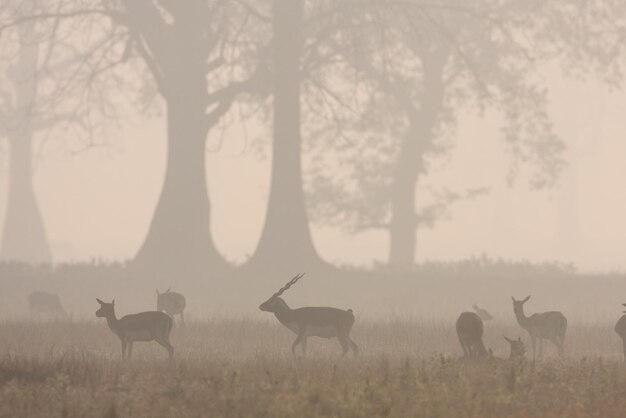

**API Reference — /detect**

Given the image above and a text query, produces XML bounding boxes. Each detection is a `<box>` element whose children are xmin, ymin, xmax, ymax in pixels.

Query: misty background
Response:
<box><xmin>1</xmin><ymin>0</ymin><xmax>626</xmax><ymax>320</ymax></box>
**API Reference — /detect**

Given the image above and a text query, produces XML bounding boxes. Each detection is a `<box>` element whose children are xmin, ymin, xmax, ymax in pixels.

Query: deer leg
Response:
<box><xmin>128</xmin><ymin>342</ymin><xmax>133</xmax><ymax>359</ymax></box>
<box><xmin>301</xmin><ymin>336</ymin><xmax>308</xmax><ymax>357</ymax></box>
<box><xmin>338</xmin><ymin>335</ymin><xmax>350</xmax><ymax>358</ymax></box>
<box><xmin>291</xmin><ymin>334</ymin><xmax>305</xmax><ymax>358</ymax></box>
<box><xmin>155</xmin><ymin>338</ymin><xmax>174</xmax><ymax>360</ymax></box>
<box><xmin>622</xmin><ymin>337</ymin><xmax>626</xmax><ymax>362</ymax></box>
<box><xmin>180</xmin><ymin>311</ymin><xmax>184</xmax><ymax>326</ymax></box>
<box><xmin>549</xmin><ymin>337</ymin><xmax>560</xmax><ymax>357</ymax></box>
<box><xmin>458</xmin><ymin>336</ymin><xmax>469</xmax><ymax>358</ymax></box>
<box><xmin>469</xmin><ymin>341</ymin><xmax>477</xmax><ymax>359</ymax></box>
<box><xmin>539</xmin><ymin>338</ymin><xmax>544</xmax><ymax>359</ymax></box>
<box><xmin>121</xmin><ymin>340</ymin><xmax>127</xmax><ymax>359</ymax></box>
<box><xmin>348</xmin><ymin>337</ymin><xmax>359</xmax><ymax>357</ymax></box>
<box><xmin>530</xmin><ymin>335</ymin><xmax>536</xmax><ymax>362</ymax></box>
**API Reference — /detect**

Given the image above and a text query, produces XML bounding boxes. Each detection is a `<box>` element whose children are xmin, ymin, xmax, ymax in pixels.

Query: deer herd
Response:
<box><xmin>24</xmin><ymin>274</ymin><xmax>626</xmax><ymax>363</ymax></box>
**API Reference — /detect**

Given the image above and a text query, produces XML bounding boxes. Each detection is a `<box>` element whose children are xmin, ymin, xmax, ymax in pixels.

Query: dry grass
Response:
<box><xmin>1</xmin><ymin>319</ymin><xmax>626</xmax><ymax>417</ymax></box>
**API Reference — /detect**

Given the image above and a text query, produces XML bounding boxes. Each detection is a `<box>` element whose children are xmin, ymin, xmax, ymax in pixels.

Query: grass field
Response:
<box><xmin>1</xmin><ymin>318</ymin><xmax>625</xmax><ymax>417</ymax></box>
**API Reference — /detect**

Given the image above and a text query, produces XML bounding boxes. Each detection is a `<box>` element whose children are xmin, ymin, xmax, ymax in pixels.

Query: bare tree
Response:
<box><xmin>0</xmin><ymin>0</ymin><xmax>51</xmax><ymax>263</ymax></box>
<box><xmin>1</xmin><ymin>1</ymin><xmax>270</xmax><ymax>277</ymax></box>
<box><xmin>306</xmin><ymin>0</ymin><xmax>619</xmax><ymax>269</ymax></box>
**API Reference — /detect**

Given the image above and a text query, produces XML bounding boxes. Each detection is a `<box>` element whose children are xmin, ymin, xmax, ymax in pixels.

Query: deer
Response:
<box><xmin>258</xmin><ymin>273</ymin><xmax>358</xmax><ymax>358</ymax></box>
<box><xmin>95</xmin><ymin>299</ymin><xmax>174</xmax><ymax>360</ymax></box>
<box><xmin>512</xmin><ymin>295</ymin><xmax>567</xmax><ymax>361</ymax></box>
<box><xmin>504</xmin><ymin>336</ymin><xmax>526</xmax><ymax>360</ymax></box>
<box><xmin>156</xmin><ymin>288</ymin><xmax>186</xmax><ymax>324</ymax></box>
<box><xmin>472</xmin><ymin>304</ymin><xmax>493</xmax><ymax>321</ymax></box>
<box><xmin>614</xmin><ymin>304</ymin><xmax>626</xmax><ymax>361</ymax></box>
<box><xmin>28</xmin><ymin>291</ymin><xmax>65</xmax><ymax>317</ymax></box>
<box><xmin>456</xmin><ymin>311</ymin><xmax>488</xmax><ymax>359</ymax></box>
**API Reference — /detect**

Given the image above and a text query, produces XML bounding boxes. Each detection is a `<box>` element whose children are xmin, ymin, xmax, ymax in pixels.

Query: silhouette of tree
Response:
<box><xmin>111</xmin><ymin>1</ymin><xmax>268</xmax><ymax>278</ymax></box>
<box><xmin>1</xmin><ymin>1</ymin><xmax>270</xmax><ymax>277</ymax></box>
<box><xmin>306</xmin><ymin>0</ymin><xmax>619</xmax><ymax>269</ymax></box>
<box><xmin>245</xmin><ymin>0</ymin><xmax>385</xmax><ymax>273</ymax></box>
<box><xmin>245</xmin><ymin>0</ymin><xmax>321</xmax><ymax>273</ymax></box>
<box><xmin>0</xmin><ymin>0</ymin><xmax>52</xmax><ymax>264</ymax></box>
<box><xmin>0</xmin><ymin>0</ymin><xmax>125</xmax><ymax>263</ymax></box>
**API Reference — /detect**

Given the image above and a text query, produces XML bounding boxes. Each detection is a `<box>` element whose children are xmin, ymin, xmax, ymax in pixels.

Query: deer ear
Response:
<box><xmin>523</xmin><ymin>295</ymin><xmax>531</xmax><ymax>303</ymax></box>
<box><xmin>96</xmin><ymin>298</ymin><xmax>104</xmax><ymax>305</ymax></box>
<box><xmin>156</xmin><ymin>289</ymin><xmax>160</xmax><ymax>295</ymax></box>
<box><xmin>112</xmin><ymin>299</ymin><xmax>115</xmax><ymax>305</ymax></box>
<box><xmin>511</xmin><ymin>296</ymin><xmax>515</xmax><ymax>302</ymax></box>
<box><xmin>166</xmin><ymin>287</ymin><xmax>171</xmax><ymax>293</ymax></box>
<box><xmin>504</xmin><ymin>336</ymin><xmax>512</xmax><ymax>343</ymax></box>
<box><xmin>518</xmin><ymin>337</ymin><xmax>522</xmax><ymax>342</ymax></box>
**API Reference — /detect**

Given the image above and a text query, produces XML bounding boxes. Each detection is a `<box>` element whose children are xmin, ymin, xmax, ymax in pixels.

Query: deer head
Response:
<box><xmin>95</xmin><ymin>298</ymin><xmax>115</xmax><ymax>318</ymax></box>
<box><xmin>259</xmin><ymin>273</ymin><xmax>305</xmax><ymax>313</ymax></box>
<box><xmin>504</xmin><ymin>336</ymin><xmax>526</xmax><ymax>359</ymax></box>
<box><xmin>156</xmin><ymin>288</ymin><xmax>172</xmax><ymax>311</ymax></box>
<box><xmin>512</xmin><ymin>295</ymin><xmax>530</xmax><ymax>314</ymax></box>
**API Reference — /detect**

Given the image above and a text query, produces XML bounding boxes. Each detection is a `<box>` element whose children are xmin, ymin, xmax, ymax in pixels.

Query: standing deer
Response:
<box><xmin>156</xmin><ymin>288</ymin><xmax>186</xmax><ymax>324</ymax></box>
<box><xmin>614</xmin><ymin>304</ymin><xmax>626</xmax><ymax>361</ymax></box>
<box><xmin>512</xmin><ymin>295</ymin><xmax>567</xmax><ymax>360</ymax></box>
<box><xmin>95</xmin><ymin>299</ymin><xmax>174</xmax><ymax>360</ymax></box>
<box><xmin>28</xmin><ymin>291</ymin><xmax>65</xmax><ymax>316</ymax></box>
<box><xmin>472</xmin><ymin>304</ymin><xmax>493</xmax><ymax>321</ymax></box>
<box><xmin>456</xmin><ymin>311</ymin><xmax>488</xmax><ymax>359</ymax></box>
<box><xmin>259</xmin><ymin>273</ymin><xmax>358</xmax><ymax>358</ymax></box>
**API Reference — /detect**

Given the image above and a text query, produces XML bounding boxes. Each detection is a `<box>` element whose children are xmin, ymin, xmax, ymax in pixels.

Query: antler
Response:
<box><xmin>273</xmin><ymin>273</ymin><xmax>305</xmax><ymax>297</ymax></box>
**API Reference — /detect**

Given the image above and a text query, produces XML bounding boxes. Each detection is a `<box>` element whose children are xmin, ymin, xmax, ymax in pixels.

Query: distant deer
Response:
<box><xmin>472</xmin><ymin>304</ymin><xmax>493</xmax><ymax>321</ymax></box>
<box><xmin>456</xmin><ymin>312</ymin><xmax>488</xmax><ymax>359</ymax></box>
<box><xmin>28</xmin><ymin>291</ymin><xmax>65</xmax><ymax>316</ymax></box>
<box><xmin>259</xmin><ymin>273</ymin><xmax>358</xmax><ymax>358</ymax></box>
<box><xmin>504</xmin><ymin>336</ymin><xmax>526</xmax><ymax>360</ymax></box>
<box><xmin>156</xmin><ymin>288</ymin><xmax>186</xmax><ymax>324</ymax></box>
<box><xmin>614</xmin><ymin>304</ymin><xmax>626</xmax><ymax>361</ymax></box>
<box><xmin>95</xmin><ymin>299</ymin><xmax>174</xmax><ymax>360</ymax></box>
<box><xmin>512</xmin><ymin>296</ymin><xmax>567</xmax><ymax>360</ymax></box>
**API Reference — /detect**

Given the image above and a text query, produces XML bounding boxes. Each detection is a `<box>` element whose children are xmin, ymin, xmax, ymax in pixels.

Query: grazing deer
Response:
<box><xmin>512</xmin><ymin>296</ymin><xmax>567</xmax><ymax>360</ymax></box>
<box><xmin>28</xmin><ymin>291</ymin><xmax>65</xmax><ymax>316</ymax></box>
<box><xmin>95</xmin><ymin>299</ymin><xmax>174</xmax><ymax>360</ymax></box>
<box><xmin>614</xmin><ymin>304</ymin><xmax>626</xmax><ymax>361</ymax></box>
<box><xmin>156</xmin><ymin>288</ymin><xmax>186</xmax><ymax>324</ymax></box>
<box><xmin>456</xmin><ymin>311</ymin><xmax>488</xmax><ymax>359</ymax></box>
<box><xmin>504</xmin><ymin>336</ymin><xmax>526</xmax><ymax>360</ymax></box>
<box><xmin>259</xmin><ymin>273</ymin><xmax>358</xmax><ymax>358</ymax></box>
<box><xmin>473</xmin><ymin>304</ymin><xmax>493</xmax><ymax>321</ymax></box>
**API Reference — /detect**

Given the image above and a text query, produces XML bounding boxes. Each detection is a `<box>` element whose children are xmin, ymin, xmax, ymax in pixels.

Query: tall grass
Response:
<box><xmin>0</xmin><ymin>319</ymin><xmax>625</xmax><ymax>417</ymax></box>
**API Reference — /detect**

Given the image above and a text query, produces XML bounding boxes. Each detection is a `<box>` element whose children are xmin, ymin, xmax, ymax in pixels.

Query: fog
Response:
<box><xmin>1</xmin><ymin>75</ymin><xmax>621</xmax><ymax>270</ymax></box>
<box><xmin>3</xmin><ymin>2</ymin><xmax>626</xmax><ymax>415</ymax></box>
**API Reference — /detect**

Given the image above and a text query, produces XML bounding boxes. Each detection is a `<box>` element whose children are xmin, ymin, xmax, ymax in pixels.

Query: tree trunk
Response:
<box><xmin>246</xmin><ymin>0</ymin><xmax>322</xmax><ymax>274</ymax></box>
<box><xmin>387</xmin><ymin>48</ymin><xmax>448</xmax><ymax>269</ymax></box>
<box><xmin>1</xmin><ymin>136</ymin><xmax>51</xmax><ymax>264</ymax></box>
<box><xmin>1</xmin><ymin>5</ymin><xmax>51</xmax><ymax>264</ymax></box>
<box><xmin>133</xmin><ymin>94</ymin><xmax>229</xmax><ymax>278</ymax></box>
<box><xmin>388</xmin><ymin>126</ymin><xmax>421</xmax><ymax>269</ymax></box>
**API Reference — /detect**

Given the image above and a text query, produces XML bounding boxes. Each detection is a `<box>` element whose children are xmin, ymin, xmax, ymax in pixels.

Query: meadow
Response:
<box><xmin>1</xmin><ymin>318</ymin><xmax>625</xmax><ymax>417</ymax></box>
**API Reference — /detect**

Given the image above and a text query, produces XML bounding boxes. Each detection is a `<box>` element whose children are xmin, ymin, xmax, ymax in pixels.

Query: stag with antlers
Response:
<box><xmin>259</xmin><ymin>273</ymin><xmax>359</xmax><ymax>358</ymax></box>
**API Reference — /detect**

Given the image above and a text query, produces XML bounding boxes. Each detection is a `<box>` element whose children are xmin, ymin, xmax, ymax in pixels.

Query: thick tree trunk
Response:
<box><xmin>246</xmin><ymin>0</ymin><xmax>322</xmax><ymax>274</ymax></box>
<box><xmin>1</xmin><ymin>6</ymin><xmax>51</xmax><ymax>264</ymax></box>
<box><xmin>388</xmin><ymin>127</ymin><xmax>421</xmax><ymax>269</ymax></box>
<box><xmin>387</xmin><ymin>49</ymin><xmax>448</xmax><ymax>269</ymax></box>
<box><xmin>133</xmin><ymin>94</ymin><xmax>229</xmax><ymax>278</ymax></box>
<box><xmin>121</xmin><ymin>0</ymin><xmax>231</xmax><ymax>279</ymax></box>
<box><xmin>1</xmin><ymin>136</ymin><xmax>51</xmax><ymax>263</ymax></box>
